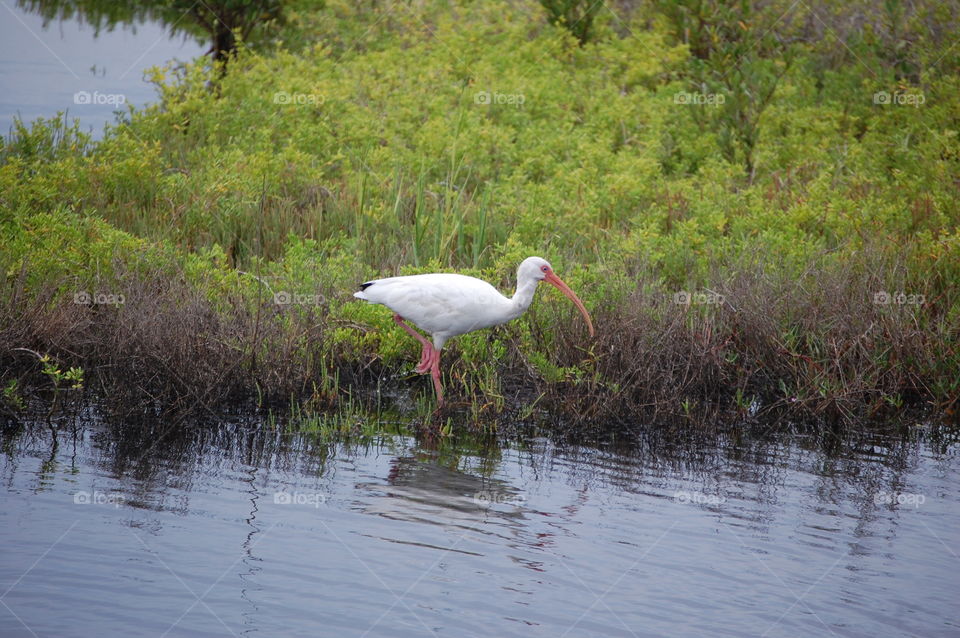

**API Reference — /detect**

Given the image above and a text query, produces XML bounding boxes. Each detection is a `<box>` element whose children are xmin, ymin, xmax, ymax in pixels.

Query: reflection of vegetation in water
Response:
<box><xmin>274</xmin><ymin>397</ymin><xmax>504</xmax><ymax>470</ymax></box>
<box><xmin>277</xmin><ymin>397</ymin><xmax>409</xmax><ymax>442</ymax></box>
<box><xmin>18</xmin><ymin>0</ymin><xmax>283</xmax><ymax>64</ymax></box>
<box><xmin>2</xmin><ymin>392</ymin><xmax>954</xmax><ymax>552</ymax></box>
<box><xmin>3</xmin><ymin>409</ymin><xmax>951</xmax><ymax>539</ymax></box>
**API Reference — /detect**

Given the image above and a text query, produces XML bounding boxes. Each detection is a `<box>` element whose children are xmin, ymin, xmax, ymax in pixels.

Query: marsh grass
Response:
<box><xmin>0</xmin><ymin>245</ymin><xmax>953</xmax><ymax>430</ymax></box>
<box><xmin>545</xmin><ymin>251</ymin><xmax>957</xmax><ymax>427</ymax></box>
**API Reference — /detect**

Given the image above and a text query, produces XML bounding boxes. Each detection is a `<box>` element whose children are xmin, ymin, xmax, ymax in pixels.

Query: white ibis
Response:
<box><xmin>354</xmin><ymin>256</ymin><xmax>595</xmax><ymax>406</ymax></box>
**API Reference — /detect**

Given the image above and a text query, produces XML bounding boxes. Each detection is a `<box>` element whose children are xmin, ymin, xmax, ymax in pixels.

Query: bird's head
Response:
<box><xmin>518</xmin><ymin>256</ymin><xmax>553</xmax><ymax>282</ymax></box>
<box><xmin>518</xmin><ymin>257</ymin><xmax>595</xmax><ymax>337</ymax></box>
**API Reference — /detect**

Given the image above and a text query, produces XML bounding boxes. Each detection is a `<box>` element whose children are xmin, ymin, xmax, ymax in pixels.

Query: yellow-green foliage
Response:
<box><xmin>4</xmin><ymin>1</ymin><xmax>958</xmax><ymax>278</ymax></box>
<box><xmin>2</xmin><ymin>207</ymin><xmax>150</xmax><ymax>294</ymax></box>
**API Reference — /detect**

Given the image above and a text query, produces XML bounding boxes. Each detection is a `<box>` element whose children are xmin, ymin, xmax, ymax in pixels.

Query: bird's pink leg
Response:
<box><xmin>392</xmin><ymin>315</ymin><xmax>433</xmax><ymax>374</ymax></box>
<box><xmin>393</xmin><ymin>314</ymin><xmax>445</xmax><ymax>406</ymax></box>
<box><xmin>429</xmin><ymin>347</ymin><xmax>444</xmax><ymax>407</ymax></box>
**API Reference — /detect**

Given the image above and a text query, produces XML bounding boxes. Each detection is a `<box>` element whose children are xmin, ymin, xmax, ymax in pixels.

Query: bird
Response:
<box><xmin>354</xmin><ymin>256</ymin><xmax>595</xmax><ymax>406</ymax></box>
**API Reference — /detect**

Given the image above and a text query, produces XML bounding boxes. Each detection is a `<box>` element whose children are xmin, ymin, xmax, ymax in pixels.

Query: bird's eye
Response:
<box><xmin>541</xmin><ymin>266</ymin><xmax>548</xmax><ymax>272</ymax></box>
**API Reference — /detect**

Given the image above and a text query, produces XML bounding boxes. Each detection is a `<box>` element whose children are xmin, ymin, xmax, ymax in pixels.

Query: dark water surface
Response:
<box><xmin>1</xmin><ymin>413</ymin><xmax>958</xmax><ymax>637</ymax></box>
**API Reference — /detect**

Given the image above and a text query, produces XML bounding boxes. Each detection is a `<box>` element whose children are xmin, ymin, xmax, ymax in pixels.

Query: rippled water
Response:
<box><xmin>1</xmin><ymin>413</ymin><xmax>957</xmax><ymax>637</ymax></box>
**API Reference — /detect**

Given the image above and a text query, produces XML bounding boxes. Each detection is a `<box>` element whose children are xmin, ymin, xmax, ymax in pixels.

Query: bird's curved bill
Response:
<box><xmin>544</xmin><ymin>272</ymin><xmax>595</xmax><ymax>337</ymax></box>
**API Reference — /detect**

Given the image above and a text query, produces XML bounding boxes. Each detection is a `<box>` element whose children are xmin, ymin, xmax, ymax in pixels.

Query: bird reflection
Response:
<box><xmin>354</xmin><ymin>453</ymin><xmax>527</xmax><ymax>556</ymax></box>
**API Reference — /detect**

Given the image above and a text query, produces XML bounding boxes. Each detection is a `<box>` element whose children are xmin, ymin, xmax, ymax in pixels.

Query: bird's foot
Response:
<box><xmin>414</xmin><ymin>344</ymin><xmax>433</xmax><ymax>374</ymax></box>
<box><xmin>414</xmin><ymin>356</ymin><xmax>432</xmax><ymax>374</ymax></box>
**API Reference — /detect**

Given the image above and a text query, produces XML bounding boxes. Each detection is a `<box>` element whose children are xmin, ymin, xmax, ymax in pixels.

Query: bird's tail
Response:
<box><xmin>354</xmin><ymin>281</ymin><xmax>375</xmax><ymax>300</ymax></box>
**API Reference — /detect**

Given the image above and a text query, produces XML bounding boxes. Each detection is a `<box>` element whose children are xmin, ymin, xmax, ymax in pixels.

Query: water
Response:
<box><xmin>0</xmin><ymin>2</ymin><xmax>204</xmax><ymax>137</ymax></box>
<box><xmin>1</xmin><ymin>414</ymin><xmax>958</xmax><ymax>638</ymax></box>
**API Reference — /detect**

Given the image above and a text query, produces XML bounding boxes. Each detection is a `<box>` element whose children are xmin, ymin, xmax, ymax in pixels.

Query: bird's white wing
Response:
<box><xmin>354</xmin><ymin>273</ymin><xmax>514</xmax><ymax>337</ymax></box>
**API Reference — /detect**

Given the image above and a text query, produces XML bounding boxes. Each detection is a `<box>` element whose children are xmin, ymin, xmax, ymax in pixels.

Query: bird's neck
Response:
<box><xmin>509</xmin><ymin>278</ymin><xmax>539</xmax><ymax>316</ymax></box>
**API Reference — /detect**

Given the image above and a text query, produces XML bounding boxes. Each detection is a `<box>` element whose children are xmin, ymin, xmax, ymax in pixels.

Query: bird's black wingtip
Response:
<box><xmin>359</xmin><ymin>281</ymin><xmax>374</xmax><ymax>291</ymax></box>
